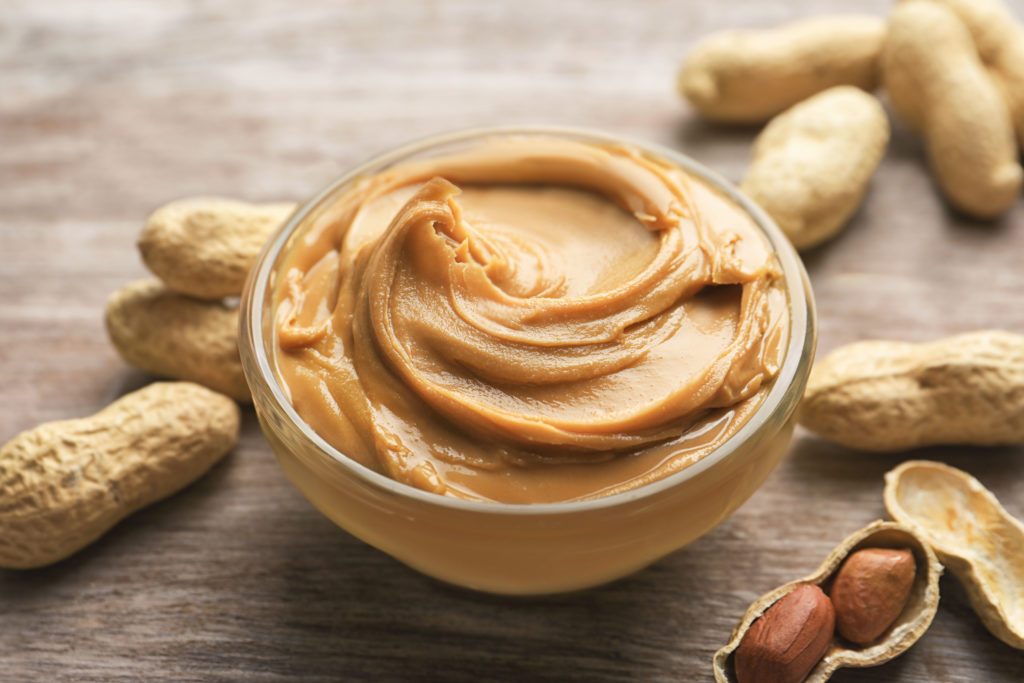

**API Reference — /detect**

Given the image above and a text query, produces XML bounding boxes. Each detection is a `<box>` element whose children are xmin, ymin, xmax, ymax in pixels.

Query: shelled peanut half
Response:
<box><xmin>716</xmin><ymin>462</ymin><xmax>1024</xmax><ymax>681</ymax></box>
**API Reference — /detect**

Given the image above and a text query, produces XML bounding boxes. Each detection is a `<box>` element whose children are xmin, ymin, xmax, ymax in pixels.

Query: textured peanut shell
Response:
<box><xmin>714</xmin><ymin>521</ymin><xmax>942</xmax><ymax>683</ymax></box>
<box><xmin>882</xmin><ymin>1</ymin><xmax>1022</xmax><ymax>218</ymax></box>
<box><xmin>885</xmin><ymin>460</ymin><xmax>1024</xmax><ymax>650</ymax></box>
<box><xmin>0</xmin><ymin>382</ymin><xmax>240</xmax><ymax>569</ymax></box>
<box><xmin>138</xmin><ymin>197</ymin><xmax>295</xmax><ymax>300</ymax></box>
<box><xmin>106</xmin><ymin>279</ymin><xmax>250</xmax><ymax>402</ymax></box>
<box><xmin>799</xmin><ymin>330</ymin><xmax>1024</xmax><ymax>451</ymax></box>
<box><xmin>740</xmin><ymin>86</ymin><xmax>889</xmax><ymax>251</ymax></box>
<box><xmin>678</xmin><ymin>16</ymin><xmax>884</xmax><ymax>123</ymax></box>
<box><xmin>914</xmin><ymin>0</ymin><xmax>1024</xmax><ymax>150</ymax></box>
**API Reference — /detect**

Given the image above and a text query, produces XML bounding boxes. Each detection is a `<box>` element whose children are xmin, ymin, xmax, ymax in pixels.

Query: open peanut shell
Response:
<box><xmin>713</xmin><ymin>520</ymin><xmax>941</xmax><ymax>683</ymax></box>
<box><xmin>884</xmin><ymin>460</ymin><xmax>1024</xmax><ymax>650</ymax></box>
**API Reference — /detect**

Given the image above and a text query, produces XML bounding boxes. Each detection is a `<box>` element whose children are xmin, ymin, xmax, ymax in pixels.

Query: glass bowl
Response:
<box><xmin>239</xmin><ymin>126</ymin><xmax>816</xmax><ymax>595</ymax></box>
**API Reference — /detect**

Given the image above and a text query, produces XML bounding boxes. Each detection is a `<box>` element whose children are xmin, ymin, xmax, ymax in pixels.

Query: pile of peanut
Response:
<box><xmin>679</xmin><ymin>1</ymin><xmax>1024</xmax><ymax>680</ymax></box>
<box><xmin>107</xmin><ymin>198</ymin><xmax>295</xmax><ymax>403</ymax></box>
<box><xmin>0</xmin><ymin>198</ymin><xmax>293</xmax><ymax>569</ymax></box>
<box><xmin>680</xmin><ymin>0</ymin><xmax>1024</xmax><ymax>247</ymax></box>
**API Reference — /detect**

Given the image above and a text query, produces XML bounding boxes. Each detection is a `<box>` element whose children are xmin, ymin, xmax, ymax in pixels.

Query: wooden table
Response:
<box><xmin>2</xmin><ymin>1</ymin><xmax>1023</xmax><ymax>680</ymax></box>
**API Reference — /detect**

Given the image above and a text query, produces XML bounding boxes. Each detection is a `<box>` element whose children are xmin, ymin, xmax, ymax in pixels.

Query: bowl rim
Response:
<box><xmin>240</xmin><ymin>124</ymin><xmax>816</xmax><ymax>515</ymax></box>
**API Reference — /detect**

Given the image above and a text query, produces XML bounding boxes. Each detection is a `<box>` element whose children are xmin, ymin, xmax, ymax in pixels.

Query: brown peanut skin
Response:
<box><xmin>831</xmin><ymin>548</ymin><xmax>917</xmax><ymax>645</ymax></box>
<box><xmin>714</xmin><ymin>522</ymin><xmax>942</xmax><ymax>682</ymax></box>
<box><xmin>735</xmin><ymin>584</ymin><xmax>836</xmax><ymax>683</ymax></box>
<box><xmin>0</xmin><ymin>382</ymin><xmax>240</xmax><ymax>569</ymax></box>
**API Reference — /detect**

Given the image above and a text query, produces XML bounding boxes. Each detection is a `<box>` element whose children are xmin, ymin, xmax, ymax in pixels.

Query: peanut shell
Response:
<box><xmin>884</xmin><ymin>460</ymin><xmax>1024</xmax><ymax>650</ymax></box>
<box><xmin>882</xmin><ymin>1</ymin><xmax>1022</xmax><ymax>218</ymax></box>
<box><xmin>913</xmin><ymin>0</ymin><xmax>1024</xmax><ymax>150</ymax></box>
<box><xmin>138</xmin><ymin>196</ymin><xmax>295</xmax><ymax>300</ymax></box>
<box><xmin>798</xmin><ymin>330</ymin><xmax>1024</xmax><ymax>451</ymax></box>
<box><xmin>713</xmin><ymin>521</ymin><xmax>942</xmax><ymax>683</ymax></box>
<box><xmin>678</xmin><ymin>16</ymin><xmax>884</xmax><ymax>123</ymax></box>
<box><xmin>740</xmin><ymin>85</ymin><xmax>889</xmax><ymax>251</ymax></box>
<box><xmin>0</xmin><ymin>382</ymin><xmax>240</xmax><ymax>569</ymax></box>
<box><xmin>105</xmin><ymin>278</ymin><xmax>250</xmax><ymax>402</ymax></box>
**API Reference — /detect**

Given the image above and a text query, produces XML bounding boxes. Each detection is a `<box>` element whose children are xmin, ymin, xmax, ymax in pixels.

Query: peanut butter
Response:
<box><xmin>271</xmin><ymin>136</ymin><xmax>789</xmax><ymax>503</ymax></box>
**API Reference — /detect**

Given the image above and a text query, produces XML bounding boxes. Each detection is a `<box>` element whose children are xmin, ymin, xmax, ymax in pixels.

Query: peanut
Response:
<box><xmin>740</xmin><ymin>86</ymin><xmax>889</xmax><ymax>250</ymax></box>
<box><xmin>714</xmin><ymin>522</ymin><xmax>942</xmax><ymax>683</ymax></box>
<box><xmin>799</xmin><ymin>330</ymin><xmax>1024</xmax><ymax>452</ymax></box>
<box><xmin>882</xmin><ymin>1</ymin><xmax>1022</xmax><ymax>218</ymax></box>
<box><xmin>105</xmin><ymin>279</ymin><xmax>250</xmax><ymax>402</ymax></box>
<box><xmin>677</xmin><ymin>16</ymin><xmax>884</xmax><ymax>124</ymax></box>
<box><xmin>734</xmin><ymin>584</ymin><xmax>835</xmax><ymax>683</ymax></box>
<box><xmin>0</xmin><ymin>382</ymin><xmax>239</xmax><ymax>569</ymax></box>
<box><xmin>915</xmin><ymin>0</ymin><xmax>1024</xmax><ymax>150</ymax></box>
<box><xmin>830</xmin><ymin>548</ymin><xmax>916</xmax><ymax>645</ymax></box>
<box><xmin>138</xmin><ymin>197</ymin><xmax>295</xmax><ymax>300</ymax></box>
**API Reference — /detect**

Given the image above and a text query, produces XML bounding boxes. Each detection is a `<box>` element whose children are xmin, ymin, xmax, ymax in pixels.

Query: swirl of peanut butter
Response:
<box><xmin>273</xmin><ymin>136</ymin><xmax>788</xmax><ymax>503</ymax></box>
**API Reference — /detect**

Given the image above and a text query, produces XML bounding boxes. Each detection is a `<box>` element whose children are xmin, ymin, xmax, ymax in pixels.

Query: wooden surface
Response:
<box><xmin>2</xmin><ymin>1</ymin><xmax>1023</xmax><ymax>680</ymax></box>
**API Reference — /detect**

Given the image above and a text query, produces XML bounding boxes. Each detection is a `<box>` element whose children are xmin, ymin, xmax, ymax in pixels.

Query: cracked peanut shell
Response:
<box><xmin>714</xmin><ymin>520</ymin><xmax>941</xmax><ymax>683</ymax></box>
<box><xmin>884</xmin><ymin>460</ymin><xmax>1024</xmax><ymax>650</ymax></box>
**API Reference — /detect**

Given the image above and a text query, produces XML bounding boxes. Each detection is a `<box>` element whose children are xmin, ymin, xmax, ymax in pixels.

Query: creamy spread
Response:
<box><xmin>271</xmin><ymin>136</ymin><xmax>789</xmax><ymax>503</ymax></box>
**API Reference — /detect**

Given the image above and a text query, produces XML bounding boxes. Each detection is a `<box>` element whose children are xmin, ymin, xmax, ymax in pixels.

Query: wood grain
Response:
<box><xmin>2</xmin><ymin>1</ymin><xmax>1023</xmax><ymax>680</ymax></box>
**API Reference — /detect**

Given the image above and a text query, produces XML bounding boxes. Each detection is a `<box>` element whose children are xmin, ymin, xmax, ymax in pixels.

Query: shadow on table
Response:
<box><xmin>250</xmin><ymin>515</ymin><xmax>737</xmax><ymax>681</ymax></box>
<box><xmin>785</xmin><ymin>432</ymin><xmax>1024</xmax><ymax>491</ymax></box>
<box><xmin>673</xmin><ymin>115</ymin><xmax>761</xmax><ymax>149</ymax></box>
